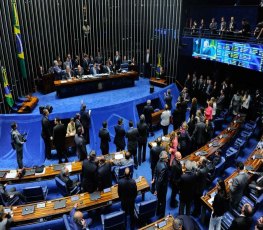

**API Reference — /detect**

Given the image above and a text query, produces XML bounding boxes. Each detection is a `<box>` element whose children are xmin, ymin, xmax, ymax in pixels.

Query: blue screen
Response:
<box><xmin>192</xmin><ymin>38</ymin><xmax>263</xmax><ymax>72</ymax></box>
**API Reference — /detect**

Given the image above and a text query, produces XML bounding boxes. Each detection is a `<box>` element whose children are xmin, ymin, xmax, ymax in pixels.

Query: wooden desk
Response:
<box><xmin>0</xmin><ymin>152</ymin><xmax>124</xmax><ymax>184</ymax></box>
<box><xmin>201</xmin><ymin>135</ymin><xmax>263</xmax><ymax>211</ymax></box>
<box><xmin>17</xmin><ymin>96</ymin><xmax>39</xmax><ymax>114</ymax></box>
<box><xmin>149</xmin><ymin>78</ymin><xmax>168</xmax><ymax>88</ymax></box>
<box><xmin>11</xmin><ymin>177</ymin><xmax>150</xmax><ymax>225</ymax></box>
<box><xmin>54</xmin><ymin>71</ymin><xmax>139</xmax><ymax>98</ymax></box>
<box><xmin>152</xmin><ymin>109</ymin><xmax>165</xmax><ymax>126</ymax></box>
<box><xmin>139</xmin><ymin>216</ymin><xmax>174</xmax><ymax>230</ymax></box>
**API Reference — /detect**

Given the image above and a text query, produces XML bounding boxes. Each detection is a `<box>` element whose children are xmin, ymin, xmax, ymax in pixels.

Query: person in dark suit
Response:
<box><xmin>144</xmin><ymin>48</ymin><xmax>151</xmax><ymax>78</ymax></box>
<box><xmin>113</xmin><ymin>51</ymin><xmax>121</xmax><ymax>71</ymax></box>
<box><xmin>53</xmin><ymin>117</ymin><xmax>68</xmax><ymax>163</ymax></box>
<box><xmin>63</xmin><ymin>65</ymin><xmax>74</xmax><ymax>80</ymax></box>
<box><xmin>58</xmin><ymin>167</ymin><xmax>80</xmax><ymax>192</ymax></box>
<box><xmin>10</xmin><ymin>122</ymin><xmax>25</xmax><ymax>169</ymax></box>
<box><xmin>229</xmin><ymin>203</ymin><xmax>253</xmax><ymax>230</ymax></box>
<box><xmin>41</xmin><ymin>109</ymin><xmax>52</xmax><ymax>159</ymax></box>
<box><xmin>74</xmin><ymin>127</ymin><xmax>87</xmax><ymax>161</ymax></box>
<box><xmin>192</xmin><ymin>156</ymin><xmax>209</xmax><ymax>217</ymax></box>
<box><xmin>53</xmin><ymin>60</ymin><xmax>65</xmax><ymax>80</ymax></box>
<box><xmin>82</xmin><ymin>151</ymin><xmax>98</xmax><ymax>193</ymax></box>
<box><xmin>80</xmin><ymin>103</ymin><xmax>91</xmax><ymax>144</ymax></box>
<box><xmin>137</xmin><ymin>115</ymin><xmax>148</xmax><ymax>165</ymax></box>
<box><xmin>114</xmin><ymin>118</ymin><xmax>126</xmax><ymax>151</ymax></box>
<box><xmin>170</xmin><ymin>151</ymin><xmax>183</xmax><ymax>208</ymax></box>
<box><xmin>143</xmin><ymin>100</ymin><xmax>154</xmax><ymax>136</ymax></box>
<box><xmin>126</xmin><ymin>120</ymin><xmax>139</xmax><ymax>169</ymax></box>
<box><xmin>164</xmin><ymin>89</ymin><xmax>173</xmax><ymax>110</ymax></box>
<box><xmin>191</xmin><ymin>117</ymin><xmax>207</xmax><ymax>149</ymax></box>
<box><xmin>94</xmin><ymin>51</ymin><xmax>103</xmax><ymax>64</ymax></box>
<box><xmin>74</xmin><ymin>113</ymin><xmax>83</xmax><ymax>132</ymax></box>
<box><xmin>118</xmin><ymin>167</ymin><xmax>137</xmax><ymax>229</ymax></box>
<box><xmin>150</xmin><ymin>138</ymin><xmax>164</xmax><ymax>181</ymax></box>
<box><xmin>91</xmin><ymin>63</ymin><xmax>98</xmax><ymax>75</ymax></box>
<box><xmin>75</xmin><ymin>65</ymin><xmax>84</xmax><ymax>79</ymax></box>
<box><xmin>229</xmin><ymin>161</ymin><xmax>249</xmax><ymax>209</ymax></box>
<box><xmin>69</xmin><ymin>203</ymin><xmax>92</xmax><ymax>230</ymax></box>
<box><xmin>97</xmin><ymin>157</ymin><xmax>112</xmax><ymax>191</ymax></box>
<box><xmin>173</xmin><ymin>215</ymin><xmax>199</xmax><ymax>230</ymax></box>
<box><xmin>179</xmin><ymin>160</ymin><xmax>197</xmax><ymax>215</ymax></box>
<box><xmin>172</xmin><ymin>103</ymin><xmax>183</xmax><ymax>131</ymax></box>
<box><xmin>82</xmin><ymin>54</ymin><xmax>90</xmax><ymax>74</ymax></box>
<box><xmin>152</xmin><ymin>151</ymin><xmax>169</xmax><ymax>218</ymax></box>
<box><xmin>99</xmin><ymin>121</ymin><xmax>111</xmax><ymax>155</ymax></box>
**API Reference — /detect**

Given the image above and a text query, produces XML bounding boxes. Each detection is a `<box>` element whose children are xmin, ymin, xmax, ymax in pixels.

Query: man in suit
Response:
<box><xmin>91</xmin><ymin>63</ymin><xmax>98</xmax><ymax>75</ymax></box>
<box><xmin>152</xmin><ymin>151</ymin><xmax>169</xmax><ymax>218</ymax></box>
<box><xmin>63</xmin><ymin>65</ymin><xmax>74</xmax><ymax>80</ymax></box>
<box><xmin>58</xmin><ymin>167</ymin><xmax>80</xmax><ymax>192</ymax></box>
<box><xmin>137</xmin><ymin>115</ymin><xmax>148</xmax><ymax>165</ymax></box>
<box><xmin>179</xmin><ymin>160</ymin><xmax>197</xmax><ymax>215</ymax></box>
<box><xmin>126</xmin><ymin>120</ymin><xmax>139</xmax><ymax>169</ymax></box>
<box><xmin>164</xmin><ymin>89</ymin><xmax>173</xmax><ymax>110</ymax></box>
<box><xmin>75</xmin><ymin>65</ymin><xmax>84</xmax><ymax>79</ymax></box>
<box><xmin>63</xmin><ymin>54</ymin><xmax>73</xmax><ymax>69</ymax></box>
<box><xmin>191</xmin><ymin>117</ymin><xmax>207</xmax><ymax>149</ymax></box>
<box><xmin>192</xmin><ymin>156</ymin><xmax>209</xmax><ymax>217</ymax></box>
<box><xmin>118</xmin><ymin>167</ymin><xmax>137</xmax><ymax>229</ymax></box>
<box><xmin>80</xmin><ymin>103</ymin><xmax>91</xmax><ymax>145</ymax></box>
<box><xmin>170</xmin><ymin>151</ymin><xmax>183</xmax><ymax>208</ymax></box>
<box><xmin>144</xmin><ymin>48</ymin><xmax>151</xmax><ymax>78</ymax></box>
<box><xmin>114</xmin><ymin>118</ymin><xmax>126</xmax><ymax>152</ymax></box>
<box><xmin>113</xmin><ymin>50</ymin><xmax>121</xmax><ymax>71</ymax></box>
<box><xmin>229</xmin><ymin>161</ymin><xmax>249</xmax><ymax>209</ymax></box>
<box><xmin>112</xmin><ymin>151</ymin><xmax>134</xmax><ymax>175</ymax></box>
<box><xmin>229</xmin><ymin>203</ymin><xmax>253</xmax><ymax>230</ymax></box>
<box><xmin>41</xmin><ymin>109</ymin><xmax>52</xmax><ymax>159</ymax></box>
<box><xmin>53</xmin><ymin>117</ymin><xmax>68</xmax><ymax>163</ymax></box>
<box><xmin>82</xmin><ymin>54</ymin><xmax>90</xmax><ymax>74</ymax></box>
<box><xmin>10</xmin><ymin>122</ymin><xmax>25</xmax><ymax>169</ymax></box>
<box><xmin>99</xmin><ymin>121</ymin><xmax>111</xmax><ymax>155</ymax></box>
<box><xmin>173</xmin><ymin>215</ymin><xmax>199</xmax><ymax>230</ymax></box>
<box><xmin>94</xmin><ymin>51</ymin><xmax>103</xmax><ymax>64</ymax></box>
<box><xmin>74</xmin><ymin>127</ymin><xmax>87</xmax><ymax>161</ymax></box>
<box><xmin>82</xmin><ymin>151</ymin><xmax>98</xmax><ymax>193</ymax></box>
<box><xmin>97</xmin><ymin>157</ymin><xmax>112</xmax><ymax>191</ymax></box>
<box><xmin>69</xmin><ymin>203</ymin><xmax>92</xmax><ymax>230</ymax></box>
<box><xmin>143</xmin><ymin>100</ymin><xmax>154</xmax><ymax>136</ymax></box>
<box><xmin>53</xmin><ymin>60</ymin><xmax>65</xmax><ymax>80</ymax></box>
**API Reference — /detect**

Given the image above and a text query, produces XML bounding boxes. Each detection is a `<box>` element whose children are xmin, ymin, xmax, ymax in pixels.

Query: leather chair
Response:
<box><xmin>134</xmin><ymin>198</ymin><xmax>157</xmax><ymax>222</ymax></box>
<box><xmin>55</xmin><ymin>177</ymin><xmax>80</xmax><ymax>197</ymax></box>
<box><xmin>221</xmin><ymin>211</ymin><xmax>235</xmax><ymax>230</ymax></box>
<box><xmin>225</xmin><ymin>147</ymin><xmax>238</xmax><ymax>168</ymax></box>
<box><xmin>214</xmin><ymin>156</ymin><xmax>226</xmax><ymax>178</ymax></box>
<box><xmin>0</xmin><ymin>192</ymin><xmax>20</xmax><ymax>206</ymax></box>
<box><xmin>101</xmin><ymin>210</ymin><xmax>125</xmax><ymax>230</ymax></box>
<box><xmin>233</xmin><ymin>138</ymin><xmax>246</xmax><ymax>151</ymax></box>
<box><xmin>23</xmin><ymin>186</ymin><xmax>48</xmax><ymax>203</ymax></box>
<box><xmin>239</xmin><ymin>130</ymin><xmax>252</xmax><ymax>141</ymax></box>
<box><xmin>114</xmin><ymin>164</ymin><xmax>134</xmax><ymax>181</ymax></box>
<box><xmin>244</xmin><ymin>117</ymin><xmax>259</xmax><ymax>132</ymax></box>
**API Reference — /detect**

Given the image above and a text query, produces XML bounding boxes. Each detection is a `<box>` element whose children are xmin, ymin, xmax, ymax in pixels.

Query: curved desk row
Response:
<box><xmin>139</xmin><ymin>215</ymin><xmax>174</xmax><ymax>230</ymax></box>
<box><xmin>9</xmin><ymin>177</ymin><xmax>149</xmax><ymax>225</ymax></box>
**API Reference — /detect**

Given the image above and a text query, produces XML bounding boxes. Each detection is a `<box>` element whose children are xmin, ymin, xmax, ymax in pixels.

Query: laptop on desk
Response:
<box><xmin>22</xmin><ymin>205</ymin><xmax>35</xmax><ymax>215</ymax></box>
<box><xmin>54</xmin><ymin>199</ymin><xmax>66</xmax><ymax>210</ymax></box>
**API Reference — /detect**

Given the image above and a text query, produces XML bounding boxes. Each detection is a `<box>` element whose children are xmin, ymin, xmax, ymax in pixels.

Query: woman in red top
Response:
<box><xmin>205</xmin><ymin>100</ymin><xmax>213</xmax><ymax>121</ymax></box>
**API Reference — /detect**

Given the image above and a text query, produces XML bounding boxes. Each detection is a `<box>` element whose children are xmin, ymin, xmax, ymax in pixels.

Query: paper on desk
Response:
<box><xmin>5</xmin><ymin>171</ymin><xmax>17</xmax><ymax>179</ymax></box>
<box><xmin>65</xmin><ymin>164</ymin><xmax>72</xmax><ymax>172</ymax></box>
<box><xmin>151</xmin><ymin>142</ymin><xmax>157</xmax><ymax>147</ymax></box>
<box><xmin>208</xmin><ymin>197</ymin><xmax>214</xmax><ymax>205</ymax></box>
<box><xmin>61</xmin><ymin>80</ymin><xmax>67</xmax><ymax>83</ymax></box>
<box><xmin>115</xmin><ymin>154</ymin><xmax>123</xmax><ymax>160</ymax></box>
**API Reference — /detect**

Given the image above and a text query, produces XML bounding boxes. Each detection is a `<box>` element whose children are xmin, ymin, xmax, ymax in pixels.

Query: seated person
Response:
<box><xmin>112</xmin><ymin>151</ymin><xmax>134</xmax><ymax>174</ymax></box>
<box><xmin>63</xmin><ymin>65</ymin><xmax>74</xmax><ymax>80</ymax></box>
<box><xmin>75</xmin><ymin>65</ymin><xmax>84</xmax><ymax>79</ymax></box>
<box><xmin>69</xmin><ymin>203</ymin><xmax>92</xmax><ymax>230</ymax></box>
<box><xmin>0</xmin><ymin>183</ymin><xmax>25</xmax><ymax>204</ymax></box>
<box><xmin>0</xmin><ymin>205</ymin><xmax>13</xmax><ymax>229</ymax></box>
<box><xmin>102</xmin><ymin>61</ymin><xmax>112</xmax><ymax>74</ymax></box>
<box><xmin>67</xmin><ymin>118</ymin><xmax>76</xmax><ymax>136</ymax></box>
<box><xmin>229</xmin><ymin>203</ymin><xmax>253</xmax><ymax>230</ymax></box>
<box><xmin>58</xmin><ymin>167</ymin><xmax>80</xmax><ymax>192</ymax></box>
<box><xmin>91</xmin><ymin>63</ymin><xmax>98</xmax><ymax>75</ymax></box>
<box><xmin>208</xmin><ymin>149</ymin><xmax>222</xmax><ymax>166</ymax></box>
<box><xmin>173</xmin><ymin>215</ymin><xmax>199</xmax><ymax>230</ymax></box>
<box><xmin>255</xmin><ymin>216</ymin><xmax>263</xmax><ymax>230</ymax></box>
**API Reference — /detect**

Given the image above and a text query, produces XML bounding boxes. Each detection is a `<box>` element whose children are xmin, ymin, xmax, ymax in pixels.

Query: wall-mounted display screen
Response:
<box><xmin>192</xmin><ymin>38</ymin><xmax>263</xmax><ymax>72</ymax></box>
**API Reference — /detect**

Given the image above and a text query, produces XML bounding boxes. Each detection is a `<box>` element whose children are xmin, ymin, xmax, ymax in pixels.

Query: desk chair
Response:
<box><xmin>134</xmin><ymin>198</ymin><xmax>157</xmax><ymax>224</ymax></box>
<box><xmin>101</xmin><ymin>210</ymin><xmax>125</xmax><ymax>230</ymax></box>
<box><xmin>114</xmin><ymin>164</ymin><xmax>134</xmax><ymax>181</ymax></box>
<box><xmin>23</xmin><ymin>186</ymin><xmax>48</xmax><ymax>203</ymax></box>
<box><xmin>55</xmin><ymin>177</ymin><xmax>80</xmax><ymax>197</ymax></box>
<box><xmin>0</xmin><ymin>192</ymin><xmax>20</xmax><ymax>206</ymax></box>
<box><xmin>221</xmin><ymin>211</ymin><xmax>235</xmax><ymax>230</ymax></box>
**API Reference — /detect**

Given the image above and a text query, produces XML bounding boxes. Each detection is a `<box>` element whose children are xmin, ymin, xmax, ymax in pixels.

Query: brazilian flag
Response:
<box><xmin>11</xmin><ymin>0</ymin><xmax>27</xmax><ymax>79</ymax></box>
<box><xmin>156</xmin><ymin>53</ymin><xmax>162</xmax><ymax>76</ymax></box>
<box><xmin>1</xmin><ymin>67</ymin><xmax>14</xmax><ymax>108</ymax></box>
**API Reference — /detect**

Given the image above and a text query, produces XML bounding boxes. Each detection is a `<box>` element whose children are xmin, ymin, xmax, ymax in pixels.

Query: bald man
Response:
<box><xmin>69</xmin><ymin>203</ymin><xmax>92</xmax><ymax>230</ymax></box>
<box><xmin>170</xmin><ymin>151</ymin><xmax>183</xmax><ymax>208</ymax></box>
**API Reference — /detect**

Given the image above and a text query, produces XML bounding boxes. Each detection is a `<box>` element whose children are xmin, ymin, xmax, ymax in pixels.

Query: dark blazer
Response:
<box><xmin>126</xmin><ymin>127</ymin><xmax>139</xmax><ymax>152</ymax></box>
<box><xmin>154</xmin><ymin>160</ymin><xmax>169</xmax><ymax>192</ymax></box>
<box><xmin>143</xmin><ymin>105</ymin><xmax>154</xmax><ymax>124</ymax></box>
<box><xmin>97</xmin><ymin>163</ymin><xmax>112</xmax><ymax>191</ymax></box>
<box><xmin>75</xmin><ymin>119</ymin><xmax>82</xmax><ymax>131</ymax></box>
<box><xmin>172</xmin><ymin>108</ymin><xmax>183</xmax><ymax>129</ymax></box>
<box><xmin>41</xmin><ymin>116</ymin><xmax>52</xmax><ymax>139</ymax></box>
<box><xmin>82</xmin><ymin>159</ymin><xmax>98</xmax><ymax>193</ymax></box>
<box><xmin>195</xmin><ymin>165</ymin><xmax>209</xmax><ymax>194</ymax></box>
<box><xmin>177</xmin><ymin>215</ymin><xmax>199</xmax><ymax>230</ymax></box>
<box><xmin>212</xmin><ymin>191</ymin><xmax>228</xmax><ymax>217</ymax></box>
<box><xmin>137</xmin><ymin>121</ymin><xmax>148</xmax><ymax>144</ymax></box>
<box><xmin>114</xmin><ymin>125</ymin><xmax>126</xmax><ymax>150</ymax></box>
<box><xmin>114</xmin><ymin>55</ymin><xmax>122</xmax><ymax>70</ymax></box>
<box><xmin>192</xmin><ymin>121</ymin><xmax>207</xmax><ymax>146</ymax></box>
<box><xmin>63</xmin><ymin>71</ymin><xmax>74</xmax><ymax>80</ymax></box>
<box><xmin>99</xmin><ymin>128</ymin><xmax>111</xmax><ymax>152</ymax></box>
<box><xmin>179</xmin><ymin>170</ymin><xmax>196</xmax><ymax>202</ymax></box>
<box><xmin>170</xmin><ymin>159</ymin><xmax>183</xmax><ymax>185</ymax></box>
<box><xmin>164</xmin><ymin>94</ymin><xmax>173</xmax><ymax>110</ymax></box>
<box><xmin>74</xmin><ymin>134</ymin><xmax>87</xmax><ymax>161</ymax></box>
<box><xmin>150</xmin><ymin>145</ymin><xmax>165</xmax><ymax>171</ymax></box>
<box><xmin>229</xmin><ymin>216</ymin><xmax>252</xmax><ymax>230</ymax></box>
<box><xmin>80</xmin><ymin>109</ymin><xmax>90</xmax><ymax>128</ymax></box>
<box><xmin>53</xmin><ymin>124</ymin><xmax>66</xmax><ymax>148</ymax></box>
<box><xmin>58</xmin><ymin>172</ymin><xmax>75</xmax><ymax>191</ymax></box>
<box><xmin>118</xmin><ymin>177</ymin><xmax>137</xmax><ymax>213</ymax></box>
<box><xmin>178</xmin><ymin>131</ymin><xmax>191</xmax><ymax>152</ymax></box>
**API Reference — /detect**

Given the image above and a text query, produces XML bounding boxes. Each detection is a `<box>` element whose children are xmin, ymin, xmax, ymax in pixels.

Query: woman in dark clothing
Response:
<box><xmin>205</xmin><ymin>119</ymin><xmax>214</xmax><ymax>142</ymax></box>
<box><xmin>189</xmin><ymin>97</ymin><xmax>198</xmax><ymax>119</ymax></box>
<box><xmin>172</xmin><ymin>103</ymin><xmax>183</xmax><ymax>131</ymax></box>
<box><xmin>208</xmin><ymin>179</ymin><xmax>229</xmax><ymax>230</ymax></box>
<box><xmin>178</xmin><ymin>122</ymin><xmax>191</xmax><ymax>157</ymax></box>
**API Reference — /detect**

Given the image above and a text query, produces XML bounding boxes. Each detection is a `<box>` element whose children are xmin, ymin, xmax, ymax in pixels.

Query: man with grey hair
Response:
<box><xmin>58</xmin><ymin>166</ymin><xmax>80</xmax><ymax>193</ymax></box>
<box><xmin>179</xmin><ymin>160</ymin><xmax>197</xmax><ymax>215</ymax></box>
<box><xmin>137</xmin><ymin>114</ymin><xmax>148</xmax><ymax>164</ymax></box>
<box><xmin>53</xmin><ymin>60</ymin><xmax>65</xmax><ymax>80</ymax></box>
<box><xmin>152</xmin><ymin>151</ymin><xmax>169</xmax><ymax>217</ymax></box>
<box><xmin>173</xmin><ymin>218</ymin><xmax>183</xmax><ymax>230</ymax></box>
<box><xmin>143</xmin><ymin>99</ymin><xmax>154</xmax><ymax>136</ymax></box>
<box><xmin>63</xmin><ymin>65</ymin><xmax>74</xmax><ymax>80</ymax></box>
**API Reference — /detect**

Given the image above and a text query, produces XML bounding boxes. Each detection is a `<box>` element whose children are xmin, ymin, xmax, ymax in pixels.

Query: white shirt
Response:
<box><xmin>242</xmin><ymin>95</ymin><xmax>251</xmax><ymax>109</ymax></box>
<box><xmin>212</xmin><ymin>102</ymin><xmax>217</xmax><ymax>116</ymax></box>
<box><xmin>146</xmin><ymin>53</ymin><xmax>150</xmax><ymax>63</ymax></box>
<box><xmin>161</xmin><ymin>110</ymin><xmax>171</xmax><ymax>126</ymax></box>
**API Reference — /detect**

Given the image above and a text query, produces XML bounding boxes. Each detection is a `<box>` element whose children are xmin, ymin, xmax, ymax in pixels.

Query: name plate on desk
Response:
<box><xmin>195</xmin><ymin>151</ymin><xmax>207</xmax><ymax>156</ymax></box>
<box><xmin>103</xmin><ymin>188</ymin><xmax>111</xmax><ymax>193</ymax></box>
<box><xmin>157</xmin><ymin>220</ymin><xmax>167</xmax><ymax>228</ymax></box>
<box><xmin>54</xmin><ymin>200</ymin><xmax>66</xmax><ymax>209</ymax></box>
<box><xmin>252</xmin><ymin>154</ymin><xmax>263</xmax><ymax>160</ymax></box>
<box><xmin>53</xmin><ymin>164</ymin><xmax>64</xmax><ymax>171</ymax></box>
<box><xmin>22</xmin><ymin>205</ymin><xmax>35</xmax><ymax>215</ymax></box>
<box><xmin>37</xmin><ymin>203</ymin><xmax>46</xmax><ymax>208</ymax></box>
<box><xmin>24</xmin><ymin>169</ymin><xmax>36</xmax><ymax>176</ymax></box>
<box><xmin>90</xmin><ymin>191</ymin><xmax>101</xmax><ymax>201</ymax></box>
<box><xmin>71</xmin><ymin>195</ymin><xmax>79</xmax><ymax>202</ymax></box>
